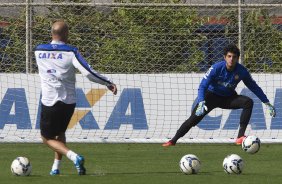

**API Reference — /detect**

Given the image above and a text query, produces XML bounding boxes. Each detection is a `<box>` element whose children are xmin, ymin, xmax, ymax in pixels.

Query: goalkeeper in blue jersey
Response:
<box><xmin>163</xmin><ymin>44</ymin><xmax>276</xmax><ymax>147</ymax></box>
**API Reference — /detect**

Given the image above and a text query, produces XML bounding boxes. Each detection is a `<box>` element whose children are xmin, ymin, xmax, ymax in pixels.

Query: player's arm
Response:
<box><xmin>195</xmin><ymin>66</ymin><xmax>216</xmax><ymax>116</ymax></box>
<box><xmin>243</xmin><ymin>71</ymin><xmax>275</xmax><ymax>117</ymax></box>
<box><xmin>198</xmin><ymin>66</ymin><xmax>216</xmax><ymax>102</ymax></box>
<box><xmin>72</xmin><ymin>50</ymin><xmax>117</xmax><ymax>95</ymax></box>
<box><xmin>242</xmin><ymin>71</ymin><xmax>268</xmax><ymax>103</ymax></box>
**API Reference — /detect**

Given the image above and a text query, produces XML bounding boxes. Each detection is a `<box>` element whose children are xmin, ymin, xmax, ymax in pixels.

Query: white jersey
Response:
<box><xmin>35</xmin><ymin>40</ymin><xmax>113</xmax><ymax>106</ymax></box>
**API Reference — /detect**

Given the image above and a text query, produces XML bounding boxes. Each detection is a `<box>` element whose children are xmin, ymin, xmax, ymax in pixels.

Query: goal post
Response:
<box><xmin>0</xmin><ymin>1</ymin><xmax>281</xmax><ymax>143</ymax></box>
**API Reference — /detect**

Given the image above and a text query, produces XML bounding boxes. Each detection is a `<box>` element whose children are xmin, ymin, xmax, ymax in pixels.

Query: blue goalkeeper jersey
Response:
<box><xmin>198</xmin><ymin>61</ymin><xmax>269</xmax><ymax>103</ymax></box>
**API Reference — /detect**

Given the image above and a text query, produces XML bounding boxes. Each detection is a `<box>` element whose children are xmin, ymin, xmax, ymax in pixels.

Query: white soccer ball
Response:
<box><xmin>242</xmin><ymin>135</ymin><xmax>261</xmax><ymax>154</ymax></box>
<box><xmin>11</xmin><ymin>157</ymin><xmax>32</xmax><ymax>176</ymax></box>
<box><xmin>223</xmin><ymin>154</ymin><xmax>244</xmax><ymax>174</ymax></box>
<box><xmin>179</xmin><ymin>154</ymin><xmax>201</xmax><ymax>174</ymax></box>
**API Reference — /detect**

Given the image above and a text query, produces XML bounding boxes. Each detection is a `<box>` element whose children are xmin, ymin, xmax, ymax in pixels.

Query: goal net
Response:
<box><xmin>0</xmin><ymin>1</ymin><xmax>281</xmax><ymax>143</ymax></box>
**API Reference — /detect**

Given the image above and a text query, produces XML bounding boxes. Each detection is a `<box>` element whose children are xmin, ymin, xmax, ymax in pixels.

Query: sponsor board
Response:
<box><xmin>0</xmin><ymin>74</ymin><xmax>281</xmax><ymax>142</ymax></box>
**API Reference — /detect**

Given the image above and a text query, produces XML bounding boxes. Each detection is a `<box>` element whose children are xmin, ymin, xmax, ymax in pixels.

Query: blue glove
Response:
<box><xmin>195</xmin><ymin>101</ymin><xmax>208</xmax><ymax>116</ymax></box>
<box><xmin>265</xmin><ymin>102</ymin><xmax>276</xmax><ymax>117</ymax></box>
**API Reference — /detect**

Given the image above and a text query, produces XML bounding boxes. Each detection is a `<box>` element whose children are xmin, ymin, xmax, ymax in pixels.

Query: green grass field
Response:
<box><xmin>1</xmin><ymin>143</ymin><xmax>282</xmax><ymax>184</ymax></box>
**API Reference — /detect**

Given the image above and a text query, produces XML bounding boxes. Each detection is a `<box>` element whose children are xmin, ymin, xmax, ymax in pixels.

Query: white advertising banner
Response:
<box><xmin>0</xmin><ymin>73</ymin><xmax>281</xmax><ymax>143</ymax></box>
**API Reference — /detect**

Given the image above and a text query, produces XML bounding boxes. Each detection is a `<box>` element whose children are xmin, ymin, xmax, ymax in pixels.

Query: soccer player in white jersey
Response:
<box><xmin>35</xmin><ymin>21</ymin><xmax>117</xmax><ymax>175</ymax></box>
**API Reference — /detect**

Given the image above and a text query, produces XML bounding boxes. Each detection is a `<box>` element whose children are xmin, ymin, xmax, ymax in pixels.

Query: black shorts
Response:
<box><xmin>40</xmin><ymin>101</ymin><xmax>76</xmax><ymax>139</ymax></box>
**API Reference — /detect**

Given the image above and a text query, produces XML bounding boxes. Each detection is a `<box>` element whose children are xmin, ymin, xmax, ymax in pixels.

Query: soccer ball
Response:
<box><xmin>11</xmin><ymin>157</ymin><xmax>32</xmax><ymax>176</ymax></box>
<box><xmin>179</xmin><ymin>154</ymin><xmax>201</xmax><ymax>174</ymax></box>
<box><xmin>223</xmin><ymin>154</ymin><xmax>244</xmax><ymax>174</ymax></box>
<box><xmin>242</xmin><ymin>135</ymin><xmax>261</xmax><ymax>154</ymax></box>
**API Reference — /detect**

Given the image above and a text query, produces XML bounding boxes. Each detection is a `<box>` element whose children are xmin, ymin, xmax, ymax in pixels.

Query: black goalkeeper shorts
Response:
<box><xmin>40</xmin><ymin>101</ymin><xmax>76</xmax><ymax>139</ymax></box>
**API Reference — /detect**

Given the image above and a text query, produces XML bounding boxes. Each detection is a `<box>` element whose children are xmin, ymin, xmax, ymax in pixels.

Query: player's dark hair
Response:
<box><xmin>223</xmin><ymin>44</ymin><xmax>240</xmax><ymax>57</ymax></box>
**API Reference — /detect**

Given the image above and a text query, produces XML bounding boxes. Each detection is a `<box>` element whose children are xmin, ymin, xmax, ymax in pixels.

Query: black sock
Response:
<box><xmin>171</xmin><ymin>123</ymin><xmax>192</xmax><ymax>144</ymax></box>
<box><xmin>237</xmin><ymin>124</ymin><xmax>248</xmax><ymax>138</ymax></box>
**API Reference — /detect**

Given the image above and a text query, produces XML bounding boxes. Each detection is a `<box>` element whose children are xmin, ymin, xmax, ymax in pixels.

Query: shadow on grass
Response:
<box><xmin>88</xmin><ymin>171</ymin><xmax>224</xmax><ymax>176</ymax></box>
<box><xmin>90</xmin><ymin>171</ymin><xmax>180</xmax><ymax>176</ymax></box>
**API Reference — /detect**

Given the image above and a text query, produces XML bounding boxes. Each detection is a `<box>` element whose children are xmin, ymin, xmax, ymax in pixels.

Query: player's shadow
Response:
<box><xmin>90</xmin><ymin>171</ymin><xmax>180</xmax><ymax>176</ymax></box>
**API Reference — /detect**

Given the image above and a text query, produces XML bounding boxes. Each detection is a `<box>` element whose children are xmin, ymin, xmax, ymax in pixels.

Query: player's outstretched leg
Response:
<box><xmin>162</xmin><ymin>110</ymin><xmax>207</xmax><ymax>147</ymax></box>
<box><xmin>74</xmin><ymin>155</ymin><xmax>86</xmax><ymax>175</ymax></box>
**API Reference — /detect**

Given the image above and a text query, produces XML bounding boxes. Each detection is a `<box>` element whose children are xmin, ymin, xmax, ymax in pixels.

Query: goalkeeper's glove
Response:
<box><xmin>265</xmin><ymin>102</ymin><xmax>276</xmax><ymax>117</ymax></box>
<box><xmin>195</xmin><ymin>101</ymin><xmax>208</xmax><ymax>116</ymax></box>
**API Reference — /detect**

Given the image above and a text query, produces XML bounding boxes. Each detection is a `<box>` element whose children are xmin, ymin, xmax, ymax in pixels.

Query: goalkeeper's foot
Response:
<box><xmin>235</xmin><ymin>136</ymin><xmax>246</xmax><ymax>145</ymax></box>
<box><xmin>162</xmin><ymin>140</ymin><xmax>175</xmax><ymax>147</ymax></box>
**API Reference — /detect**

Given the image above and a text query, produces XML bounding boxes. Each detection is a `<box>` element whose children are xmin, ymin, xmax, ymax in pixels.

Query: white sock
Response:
<box><xmin>66</xmin><ymin>150</ymin><xmax>78</xmax><ymax>163</ymax></box>
<box><xmin>51</xmin><ymin>159</ymin><xmax>61</xmax><ymax>171</ymax></box>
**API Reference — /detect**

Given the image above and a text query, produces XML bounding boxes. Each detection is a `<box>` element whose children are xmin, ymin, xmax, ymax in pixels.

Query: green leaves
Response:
<box><xmin>1</xmin><ymin>3</ymin><xmax>280</xmax><ymax>73</ymax></box>
<box><xmin>223</xmin><ymin>8</ymin><xmax>282</xmax><ymax>72</ymax></box>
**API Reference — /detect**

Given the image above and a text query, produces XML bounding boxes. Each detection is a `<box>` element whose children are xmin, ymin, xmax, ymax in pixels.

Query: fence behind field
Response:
<box><xmin>0</xmin><ymin>1</ymin><xmax>281</xmax><ymax>143</ymax></box>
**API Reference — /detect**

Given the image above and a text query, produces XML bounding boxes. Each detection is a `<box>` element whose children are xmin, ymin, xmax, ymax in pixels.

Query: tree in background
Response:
<box><xmin>222</xmin><ymin>8</ymin><xmax>282</xmax><ymax>72</ymax></box>
<box><xmin>0</xmin><ymin>1</ymin><xmax>281</xmax><ymax>73</ymax></box>
<box><xmin>2</xmin><ymin>0</ymin><xmax>206</xmax><ymax>73</ymax></box>
<box><xmin>0</xmin><ymin>10</ymin><xmax>26</xmax><ymax>72</ymax></box>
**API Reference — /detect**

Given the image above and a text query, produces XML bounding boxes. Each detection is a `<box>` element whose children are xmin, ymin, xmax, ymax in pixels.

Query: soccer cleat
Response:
<box><xmin>74</xmin><ymin>155</ymin><xmax>86</xmax><ymax>175</ymax></box>
<box><xmin>235</xmin><ymin>136</ymin><xmax>246</xmax><ymax>145</ymax></box>
<box><xmin>162</xmin><ymin>140</ymin><xmax>175</xmax><ymax>147</ymax></box>
<box><xmin>50</xmin><ymin>169</ymin><xmax>60</xmax><ymax>176</ymax></box>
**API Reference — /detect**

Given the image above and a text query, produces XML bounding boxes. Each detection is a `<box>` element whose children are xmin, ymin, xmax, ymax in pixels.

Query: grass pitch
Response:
<box><xmin>1</xmin><ymin>143</ymin><xmax>282</xmax><ymax>184</ymax></box>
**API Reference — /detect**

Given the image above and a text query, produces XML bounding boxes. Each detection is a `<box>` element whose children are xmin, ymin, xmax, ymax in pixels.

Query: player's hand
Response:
<box><xmin>195</xmin><ymin>101</ymin><xmax>208</xmax><ymax>116</ymax></box>
<box><xmin>265</xmin><ymin>102</ymin><xmax>276</xmax><ymax>117</ymax></box>
<box><xmin>107</xmin><ymin>84</ymin><xmax>117</xmax><ymax>95</ymax></box>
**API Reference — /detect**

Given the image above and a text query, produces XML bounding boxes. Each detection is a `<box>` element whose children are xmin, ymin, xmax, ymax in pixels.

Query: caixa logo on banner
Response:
<box><xmin>0</xmin><ymin>88</ymin><xmax>148</xmax><ymax>130</ymax></box>
<box><xmin>0</xmin><ymin>88</ymin><xmax>281</xmax><ymax>130</ymax></box>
